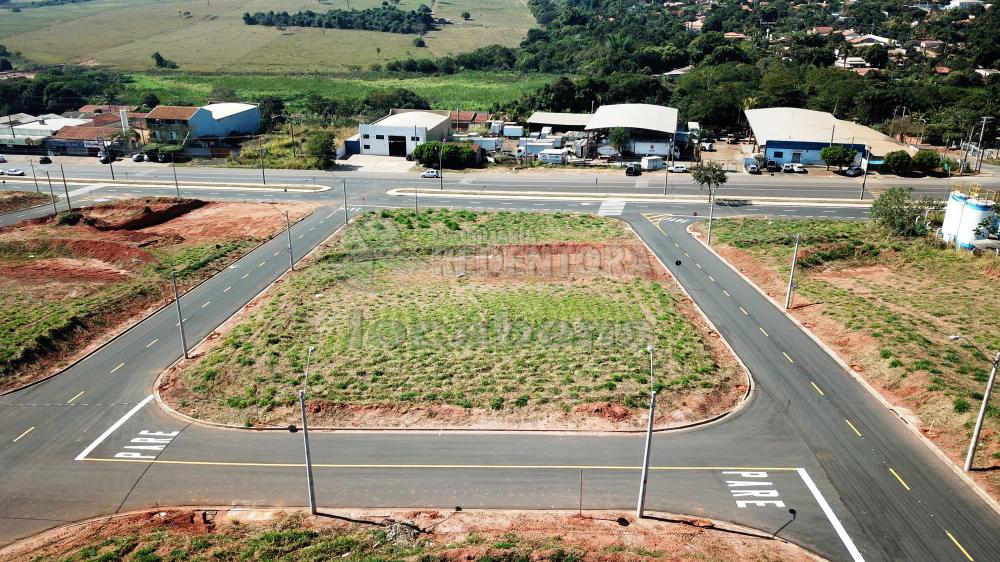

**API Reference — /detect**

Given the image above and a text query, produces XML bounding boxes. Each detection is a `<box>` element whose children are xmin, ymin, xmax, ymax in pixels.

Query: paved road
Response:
<box><xmin>1</xmin><ymin>175</ymin><xmax>998</xmax><ymax>561</ymax></box>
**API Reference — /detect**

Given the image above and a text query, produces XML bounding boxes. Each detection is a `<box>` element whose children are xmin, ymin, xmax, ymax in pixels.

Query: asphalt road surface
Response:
<box><xmin>1</xmin><ymin>171</ymin><xmax>998</xmax><ymax>561</ymax></box>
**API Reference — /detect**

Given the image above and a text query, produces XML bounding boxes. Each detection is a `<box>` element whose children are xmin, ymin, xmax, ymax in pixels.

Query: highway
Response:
<box><xmin>1</xmin><ymin>168</ymin><xmax>999</xmax><ymax>561</ymax></box>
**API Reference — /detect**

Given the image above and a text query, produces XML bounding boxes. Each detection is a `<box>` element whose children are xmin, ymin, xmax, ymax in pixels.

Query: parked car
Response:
<box><xmin>132</xmin><ymin>153</ymin><xmax>144</xmax><ymax>162</ymax></box>
<box><xmin>700</xmin><ymin>141</ymin><xmax>715</xmax><ymax>151</ymax></box>
<box><xmin>845</xmin><ymin>166</ymin><xmax>864</xmax><ymax>177</ymax></box>
<box><xmin>0</xmin><ymin>169</ymin><xmax>6</xmax><ymax>175</ymax></box>
<box><xmin>765</xmin><ymin>160</ymin><xmax>779</xmax><ymax>172</ymax></box>
<box><xmin>38</xmin><ymin>156</ymin><xmax>51</xmax><ymax>164</ymax></box>
<box><xmin>420</xmin><ymin>169</ymin><xmax>441</xmax><ymax>179</ymax></box>
<box><xmin>6</xmin><ymin>168</ymin><xmax>25</xmax><ymax>176</ymax></box>
<box><xmin>792</xmin><ymin>163</ymin><xmax>806</xmax><ymax>173</ymax></box>
<box><xmin>143</xmin><ymin>153</ymin><xmax>153</xmax><ymax>162</ymax></box>
<box><xmin>668</xmin><ymin>164</ymin><xmax>688</xmax><ymax>173</ymax></box>
<box><xmin>0</xmin><ymin>155</ymin><xmax>6</xmax><ymax>163</ymax></box>
<box><xmin>99</xmin><ymin>155</ymin><xmax>111</xmax><ymax>164</ymax></box>
<box><xmin>625</xmin><ymin>164</ymin><xmax>642</xmax><ymax>176</ymax></box>
<box><xmin>781</xmin><ymin>163</ymin><xmax>794</xmax><ymax>173</ymax></box>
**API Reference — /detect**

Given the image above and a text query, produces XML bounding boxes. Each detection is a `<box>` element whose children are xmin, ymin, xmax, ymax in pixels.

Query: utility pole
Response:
<box><xmin>172</xmin><ymin>155</ymin><xmax>180</xmax><ymax>198</ymax></box>
<box><xmin>439</xmin><ymin>143</ymin><xmax>444</xmax><ymax>190</ymax></box>
<box><xmin>859</xmin><ymin>146</ymin><xmax>869</xmax><ymax>201</ymax></box>
<box><xmin>965</xmin><ymin>351</ymin><xmax>999</xmax><ymax>472</ymax></box>
<box><xmin>45</xmin><ymin>172</ymin><xmax>57</xmax><ymax>215</ymax></box>
<box><xmin>636</xmin><ymin>390</ymin><xmax>657</xmax><ymax>518</ymax></box>
<box><xmin>784</xmin><ymin>233</ymin><xmax>800</xmax><ymax>310</ymax></box>
<box><xmin>103</xmin><ymin>138</ymin><xmax>116</xmax><ymax>181</ymax></box>
<box><xmin>59</xmin><ymin>165</ymin><xmax>71</xmax><ymax>212</ymax></box>
<box><xmin>974</xmin><ymin>116</ymin><xmax>992</xmax><ymax>173</ymax></box>
<box><xmin>414</xmin><ymin>185</ymin><xmax>419</xmax><ymax>213</ymax></box>
<box><xmin>341</xmin><ymin>178</ymin><xmax>348</xmax><ymax>226</ymax></box>
<box><xmin>646</xmin><ymin>345</ymin><xmax>654</xmax><ymax>393</ymax></box>
<box><xmin>706</xmin><ymin>185</ymin><xmax>716</xmax><ymax>245</ymax></box>
<box><xmin>259</xmin><ymin>142</ymin><xmax>266</xmax><ymax>185</ymax></box>
<box><xmin>663</xmin><ymin>168</ymin><xmax>668</xmax><ymax>196</ymax></box>
<box><xmin>300</xmin><ymin>346</ymin><xmax>317</xmax><ymax>514</ymax></box>
<box><xmin>29</xmin><ymin>161</ymin><xmax>39</xmax><ymax>192</ymax></box>
<box><xmin>285</xmin><ymin>210</ymin><xmax>294</xmax><ymax>271</ymax></box>
<box><xmin>289</xmin><ymin>122</ymin><xmax>297</xmax><ymax>159</ymax></box>
<box><xmin>171</xmin><ymin>271</ymin><xmax>189</xmax><ymax>359</ymax></box>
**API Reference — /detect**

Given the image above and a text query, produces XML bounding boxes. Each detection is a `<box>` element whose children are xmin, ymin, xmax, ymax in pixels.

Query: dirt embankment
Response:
<box><xmin>0</xmin><ymin>508</ymin><xmax>819</xmax><ymax>562</ymax></box>
<box><xmin>0</xmin><ymin>190</ymin><xmax>49</xmax><ymax>215</ymax></box>
<box><xmin>0</xmin><ymin>197</ymin><xmax>312</xmax><ymax>392</ymax></box>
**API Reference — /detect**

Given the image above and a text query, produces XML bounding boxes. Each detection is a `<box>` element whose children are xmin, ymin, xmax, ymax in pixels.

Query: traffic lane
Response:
<box><xmin>656</xmin><ymin>218</ymin><xmax>999</xmax><ymax>560</ymax></box>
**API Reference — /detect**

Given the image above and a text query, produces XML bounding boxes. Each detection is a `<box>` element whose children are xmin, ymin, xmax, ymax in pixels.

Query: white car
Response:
<box><xmin>6</xmin><ymin>168</ymin><xmax>25</xmax><ymax>176</ymax></box>
<box><xmin>782</xmin><ymin>163</ymin><xmax>795</xmax><ymax>173</ymax></box>
<box><xmin>420</xmin><ymin>169</ymin><xmax>441</xmax><ymax>179</ymax></box>
<box><xmin>792</xmin><ymin>163</ymin><xmax>806</xmax><ymax>173</ymax></box>
<box><xmin>668</xmin><ymin>164</ymin><xmax>688</xmax><ymax>173</ymax></box>
<box><xmin>700</xmin><ymin>141</ymin><xmax>714</xmax><ymax>151</ymax></box>
<box><xmin>0</xmin><ymin>155</ymin><xmax>6</xmax><ymax>163</ymax></box>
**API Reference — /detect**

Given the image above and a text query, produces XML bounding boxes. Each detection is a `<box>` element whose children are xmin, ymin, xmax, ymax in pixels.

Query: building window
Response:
<box><xmin>363</xmin><ymin>144</ymin><xmax>371</xmax><ymax>149</ymax></box>
<box><xmin>411</xmin><ymin>136</ymin><xmax>419</xmax><ymax>141</ymax></box>
<box><xmin>375</xmin><ymin>134</ymin><xmax>385</xmax><ymax>140</ymax></box>
<box><xmin>773</xmin><ymin>151</ymin><xmax>783</xmax><ymax>158</ymax></box>
<box><xmin>170</xmin><ymin>131</ymin><xmax>177</xmax><ymax>140</ymax></box>
<box><xmin>362</xmin><ymin>134</ymin><xmax>370</xmax><ymax>139</ymax></box>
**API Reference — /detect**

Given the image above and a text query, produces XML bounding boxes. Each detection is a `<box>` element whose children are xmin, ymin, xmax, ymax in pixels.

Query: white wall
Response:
<box><xmin>359</xmin><ymin>119</ymin><xmax>449</xmax><ymax>156</ymax></box>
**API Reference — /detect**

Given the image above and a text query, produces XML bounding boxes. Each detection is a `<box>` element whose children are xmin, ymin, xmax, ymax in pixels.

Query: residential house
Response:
<box><xmin>145</xmin><ymin>105</ymin><xmax>199</xmax><ymax>142</ymax></box>
<box><xmin>45</xmin><ymin>126</ymin><xmax>118</xmax><ymax>156</ymax></box>
<box><xmin>145</xmin><ymin>103</ymin><xmax>260</xmax><ymax>143</ymax></box>
<box><xmin>449</xmin><ymin>110</ymin><xmax>491</xmax><ymax>131</ymax></box>
<box><xmin>723</xmin><ymin>32</ymin><xmax>747</xmax><ymax>40</ymax></box>
<box><xmin>810</xmin><ymin>26</ymin><xmax>833</xmax><ymax>35</ymax></box>
<box><xmin>1</xmin><ymin>117</ymin><xmax>89</xmax><ymax>150</ymax></box>
<box><xmin>918</xmin><ymin>40</ymin><xmax>945</xmax><ymax>53</ymax></box>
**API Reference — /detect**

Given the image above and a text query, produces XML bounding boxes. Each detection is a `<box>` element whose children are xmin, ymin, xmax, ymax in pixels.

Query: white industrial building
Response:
<box><xmin>584</xmin><ymin>103</ymin><xmax>679</xmax><ymax>157</ymax></box>
<box><xmin>359</xmin><ymin>110</ymin><xmax>451</xmax><ymax>157</ymax></box>
<box><xmin>745</xmin><ymin>107</ymin><xmax>913</xmax><ymax>166</ymax></box>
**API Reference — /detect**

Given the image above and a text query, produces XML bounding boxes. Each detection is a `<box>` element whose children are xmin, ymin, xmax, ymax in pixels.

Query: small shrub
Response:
<box><xmin>953</xmin><ymin>397</ymin><xmax>971</xmax><ymax>414</ymax></box>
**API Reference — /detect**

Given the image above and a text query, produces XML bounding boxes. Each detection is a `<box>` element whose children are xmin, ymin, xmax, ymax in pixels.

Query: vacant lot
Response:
<box><xmin>0</xmin><ymin>508</ymin><xmax>814</xmax><ymax>562</ymax></box>
<box><xmin>165</xmin><ymin>209</ymin><xmax>744</xmax><ymax>430</ymax></box>
<box><xmin>700</xmin><ymin>218</ymin><xmax>1000</xmax><ymax>492</ymax></box>
<box><xmin>1</xmin><ymin>0</ymin><xmax>534</xmax><ymax>72</ymax></box>
<box><xmin>0</xmin><ymin>189</ymin><xmax>48</xmax><ymax>215</ymax></box>
<box><xmin>123</xmin><ymin>71</ymin><xmax>553</xmax><ymax>112</ymax></box>
<box><xmin>0</xmin><ymin>197</ymin><xmax>311</xmax><ymax>391</ymax></box>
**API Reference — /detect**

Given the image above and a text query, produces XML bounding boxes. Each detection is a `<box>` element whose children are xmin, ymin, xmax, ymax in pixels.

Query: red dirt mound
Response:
<box><xmin>4</xmin><ymin>258</ymin><xmax>129</xmax><ymax>282</ymax></box>
<box><xmin>84</xmin><ymin>198</ymin><xmax>206</xmax><ymax>230</ymax></box>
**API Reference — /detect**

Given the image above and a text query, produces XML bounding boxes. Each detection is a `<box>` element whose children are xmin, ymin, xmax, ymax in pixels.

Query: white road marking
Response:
<box><xmin>201</xmin><ymin>301</ymin><xmax>210</xmax><ymax>308</ymax></box>
<box><xmin>74</xmin><ymin>395</ymin><xmax>154</xmax><ymax>461</ymax></box>
<box><xmin>13</xmin><ymin>426</ymin><xmax>35</xmax><ymax>443</ymax></box>
<box><xmin>242</xmin><ymin>273</ymin><xmax>250</xmax><ymax>279</ymax></box>
<box><xmin>145</xmin><ymin>339</ymin><xmax>158</xmax><ymax>348</ymax></box>
<box><xmin>797</xmin><ymin>468</ymin><xmax>865</xmax><ymax>562</ymax></box>
<box><xmin>110</xmin><ymin>362</ymin><xmax>125</xmax><ymax>374</ymax></box>
<box><xmin>597</xmin><ymin>200</ymin><xmax>626</xmax><ymax>216</ymax></box>
<box><xmin>223</xmin><ymin>286</ymin><xmax>231</xmax><ymax>293</ymax></box>
<box><xmin>67</xmin><ymin>390</ymin><xmax>85</xmax><ymax>404</ymax></box>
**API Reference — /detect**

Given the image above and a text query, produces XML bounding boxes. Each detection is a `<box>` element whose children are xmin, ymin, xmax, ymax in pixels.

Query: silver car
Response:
<box><xmin>6</xmin><ymin>168</ymin><xmax>25</xmax><ymax>176</ymax></box>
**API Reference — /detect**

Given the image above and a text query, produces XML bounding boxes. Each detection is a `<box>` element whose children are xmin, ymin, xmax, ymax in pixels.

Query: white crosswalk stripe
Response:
<box><xmin>597</xmin><ymin>200</ymin><xmax>626</xmax><ymax>216</ymax></box>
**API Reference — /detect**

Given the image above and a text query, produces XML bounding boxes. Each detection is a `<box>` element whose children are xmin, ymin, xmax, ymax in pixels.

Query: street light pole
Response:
<box><xmin>171</xmin><ymin>271</ymin><xmax>189</xmax><ymax>359</ymax></box>
<box><xmin>60</xmin><ymin>164</ymin><xmax>71</xmax><ymax>212</ymax></box>
<box><xmin>784</xmin><ymin>233</ymin><xmax>801</xmax><ymax>310</ymax></box>
<box><xmin>950</xmin><ymin>335</ymin><xmax>999</xmax><ymax>472</ymax></box>
<box><xmin>285</xmin><ymin>210</ymin><xmax>294</xmax><ymax>271</ymax></box>
<box><xmin>439</xmin><ymin>144</ymin><xmax>444</xmax><ymax>191</ymax></box>
<box><xmin>636</xmin><ymin>390</ymin><xmax>657</xmax><ymax>518</ymax></box>
<box><xmin>706</xmin><ymin>185</ymin><xmax>716</xmax><ymax>245</ymax></box>
<box><xmin>300</xmin><ymin>345</ymin><xmax>317</xmax><ymax>515</ymax></box>
<box><xmin>45</xmin><ymin>172</ymin><xmax>57</xmax><ymax>215</ymax></box>
<box><xmin>259</xmin><ymin>138</ymin><xmax>266</xmax><ymax>185</ymax></box>
<box><xmin>646</xmin><ymin>344</ymin><xmax>654</xmax><ymax>393</ymax></box>
<box><xmin>663</xmin><ymin>168</ymin><xmax>668</xmax><ymax>196</ymax></box>
<box><xmin>29</xmin><ymin>161</ymin><xmax>39</xmax><ymax>192</ymax></box>
<box><xmin>341</xmin><ymin>178</ymin><xmax>348</xmax><ymax>226</ymax></box>
<box><xmin>172</xmin><ymin>154</ymin><xmax>180</xmax><ymax>198</ymax></box>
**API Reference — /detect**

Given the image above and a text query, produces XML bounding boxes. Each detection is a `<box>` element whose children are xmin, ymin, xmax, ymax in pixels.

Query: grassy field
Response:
<box><xmin>169</xmin><ymin>209</ymin><xmax>742</xmax><ymax>429</ymax></box>
<box><xmin>5</xmin><ymin>509</ymin><xmax>814</xmax><ymax>562</ymax></box>
<box><xmin>705</xmin><ymin>218</ymin><xmax>1000</xmax><ymax>478</ymax></box>
<box><xmin>0</xmin><ymin>0</ymin><xmax>534</xmax><ymax>72</ymax></box>
<box><xmin>0</xmin><ymin>198</ymin><xmax>307</xmax><ymax>390</ymax></box>
<box><xmin>0</xmin><ymin>189</ymin><xmax>49</xmax><ymax>214</ymax></box>
<box><xmin>121</xmin><ymin>71</ymin><xmax>552</xmax><ymax>111</ymax></box>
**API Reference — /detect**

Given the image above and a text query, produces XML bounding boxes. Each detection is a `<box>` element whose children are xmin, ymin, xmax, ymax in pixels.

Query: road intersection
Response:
<box><xmin>1</xmin><ymin>170</ymin><xmax>998</xmax><ymax>561</ymax></box>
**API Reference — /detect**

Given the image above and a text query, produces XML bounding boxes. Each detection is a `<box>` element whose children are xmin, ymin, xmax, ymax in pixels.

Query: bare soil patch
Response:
<box><xmin>0</xmin><ymin>190</ymin><xmax>48</xmax><ymax>215</ymax></box>
<box><xmin>0</xmin><ymin>198</ymin><xmax>313</xmax><ymax>392</ymax></box>
<box><xmin>0</xmin><ymin>508</ymin><xmax>818</xmax><ymax>562</ymax></box>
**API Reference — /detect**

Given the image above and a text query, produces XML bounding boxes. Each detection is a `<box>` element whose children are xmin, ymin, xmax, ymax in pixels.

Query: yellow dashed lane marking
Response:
<box><xmin>888</xmin><ymin>468</ymin><xmax>911</xmax><ymax>491</ymax></box>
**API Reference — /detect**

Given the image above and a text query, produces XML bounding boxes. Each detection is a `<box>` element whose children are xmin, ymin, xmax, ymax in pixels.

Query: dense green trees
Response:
<box><xmin>243</xmin><ymin>5</ymin><xmax>435</xmax><ymax>34</ymax></box>
<box><xmin>412</xmin><ymin>141</ymin><xmax>476</xmax><ymax>169</ymax></box>
<box><xmin>912</xmin><ymin>149</ymin><xmax>942</xmax><ymax>174</ymax></box>
<box><xmin>871</xmin><ymin>187</ymin><xmax>934</xmax><ymax>237</ymax></box>
<box><xmin>883</xmin><ymin>150</ymin><xmax>913</xmax><ymax>175</ymax></box>
<box><xmin>305</xmin><ymin>131</ymin><xmax>337</xmax><ymax>169</ymax></box>
<box><xmin>820</xmin><ymin>145</ymin><xmax>857</xmax><ymax>171</ymax></box>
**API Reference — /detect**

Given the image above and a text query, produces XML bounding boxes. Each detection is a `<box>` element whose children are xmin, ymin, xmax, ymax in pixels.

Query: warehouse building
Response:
<box><xmin>359</xmin><ymin>110</ymin><xmax>451</xmax><ymax>157</ymax></box>
<box><xmin>745</xmin><ymin>107</ymin><xmax>913</xmax><ymax>166</ymax></box>
<box><xmin>584</xmin><ymin>103</ymin><xmax>678</xmax><ymax>157</ymax></box>
<box><xmin>526</xmin><ymin>111</ymin><xmax>593</xmax><ymax>133</ymax></box>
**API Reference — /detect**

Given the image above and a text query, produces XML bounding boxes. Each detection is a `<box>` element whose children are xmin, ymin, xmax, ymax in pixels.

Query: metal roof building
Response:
<box><xmin>526</xmin><ymin>111</ymin><xmax>593</xmax><ymax>132</ymax></box>
<box><xmin>359</xmin><ymin>110</ymin><xmax>451</xmax><ymax>157</ymax></box>
<box><xmin>585</xmin><ymin>104</ymin><xmax>678</xmax><ymax>135</ymax></box>
<box><xmin>745</xmin><ymin>107</ymin><xmax>913</xmax><ymax>165</ymax></box>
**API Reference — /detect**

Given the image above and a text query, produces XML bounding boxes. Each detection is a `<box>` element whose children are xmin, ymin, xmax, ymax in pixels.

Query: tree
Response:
<box><xmin>0</xmin><ymin>59</ymin><xmax>11</xmax><ymax>72</ymax></box>
<box><xmin>870</xmin><ymin>186</ymin><xmax>933</xmax><ymax>237</ymax></box>
<box><xmin>412</xmin><ymin>141</ymin><xmax>476</xmax><ymax>168</ymax></box>
<box><xmin>305</xmin><ymin>131</ymin><xmax>337</xmax><ymax>169</ymax></box>
<box><xmin>413</xmin><ymin>37</ymin><xmax>425</xmax><ymax>48</ymax></box>
<box><xmin>607</xmin><ymin>127</ymin><xmax>631</xmax><ymax>156</ymax></box>
<box><xmin>151</xmin><ymin>52</ymin><xmax>177</xmax><ymax>69</ymax></box>
<box><xmin>882</xmin><ymin>150</ymin><xmax>913</xmax><ymax>175</ymax></box>
<box><xmin>691</xmin><ymin>161</ymin><xmax>728</xmax><ymax>195</ymax></box>
<box><xmin>461</xmin><ymin>11</ymin><xmax>471</xmax><ymax>20</ymax></box>
<box><xmin>138</xmin><ymin>92</ymin><xmax>160</xmax><ymax>110</ymax></box>
<box><xmin>257</xmin><ymin>96</ymin><xmax>286</xmax><ymax>131</ymax></box>
<box><xmin>912</xmin><ymin>149</ymin><xmax>942</xmax><ymax>174</ymax></box>
<box><xmin>819</xmin><ymin>145</ymin><xmax>856</xmax><ymax>171</ymax></box>
<box><xmin>361</xmin><ymin>88</ymin><xmax>429</xmax><ymax>115</ymax></box>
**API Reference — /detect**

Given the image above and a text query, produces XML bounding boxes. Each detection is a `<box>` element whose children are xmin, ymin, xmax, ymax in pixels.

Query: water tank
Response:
<box><xmin>956</xmin><ymin>197</ymin><xmax>996</xmax><ymax>249</ymax></box>
<box><xmin>941</xmin><ymin>191</ymin><xmax>968</xmax><ymax>243</ymax></box>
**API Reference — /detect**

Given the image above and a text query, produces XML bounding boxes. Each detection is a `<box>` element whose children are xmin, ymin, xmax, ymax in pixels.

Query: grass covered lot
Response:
<box><xmin>123</xmin><ymin>71</ymin><xmax>553</xmax><ymax>112</ymax></box>
<box><xmin>0</xmin><ymin>189</ymin><xmax>49</xmax><ymax>215</ymax></box>
<box><xmin>167</xmin><ymin>209</ymin><xmax>743</xmax><ymax>429</ymax></box>
<box><xmin>704</xmin><ymin>218</ymin><xmax>1000</xmax><ymax>484</ymax></box>
<box><xmin>0</xmin><ymin>0</ymin><xmax>534</xmax><ymax>73</ymax></box>
<box><xmin>0</xmin><ymin>198</ymin><xmax>308</xmax><ymax>390</ymax></box>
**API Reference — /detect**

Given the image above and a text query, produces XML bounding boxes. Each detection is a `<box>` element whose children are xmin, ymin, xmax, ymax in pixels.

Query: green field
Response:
<box><xmin>706</xmin><ymin>218</ymin><xmax>1000</xmax><ymax>479</ymax></box>
<box><xmin>0</xmin><ymin>0</ymin><xmax>535</xmax><ymax>72</ymax></box>
<box><xmin>170</xmin><ymin>209</ymin><xmax>741</xmax><ymax>429</ymax></box>
<box><xmin>120</xmin><ymin>71</ymin><xmax>553</xmax><ymax>111</ymax></box>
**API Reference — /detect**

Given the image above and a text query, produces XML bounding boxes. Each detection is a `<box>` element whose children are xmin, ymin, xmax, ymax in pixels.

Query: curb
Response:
<box><xmin>684</xmin><ymin>221</ymin><xmax>1000</xmax><ymax>518</ymax></box>
<box><xmin>0</xmin><ymin>176</ymin><xmax>329</xmax><ymax>192</ymax></box>
<box><xmin>387</xmin><ymin>188</ymin><xmax>874</xmax><ymax>208</ymax></box>
<box><xmin>153</xmin><ymin>214</ymin><xmax>752</xmax><ymax>436</ymax></box>
<box><xmin>0</xmin><ymin>206</ymin><xmax>315</xmax><ymax>398</ymax></box>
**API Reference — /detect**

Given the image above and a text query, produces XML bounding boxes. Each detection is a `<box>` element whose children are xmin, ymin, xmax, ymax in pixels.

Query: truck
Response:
<box><xmin>503</xmin><ymin>125</ymin><xmax>525</xmax><ymax>138</ymax></box>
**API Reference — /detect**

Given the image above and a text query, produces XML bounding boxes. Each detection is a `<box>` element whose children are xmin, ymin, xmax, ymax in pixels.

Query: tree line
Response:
<box><xmin>242</xmin><ymin>4</ymin><xmax>435</xmax><ymax>35</ymax></box>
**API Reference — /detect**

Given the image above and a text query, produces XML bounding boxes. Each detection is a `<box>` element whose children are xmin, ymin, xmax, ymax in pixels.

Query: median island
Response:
<box><xmin>163</xmin><ymin>209</ymin><xmax>746</xmax><ymax>430</ymax></box>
